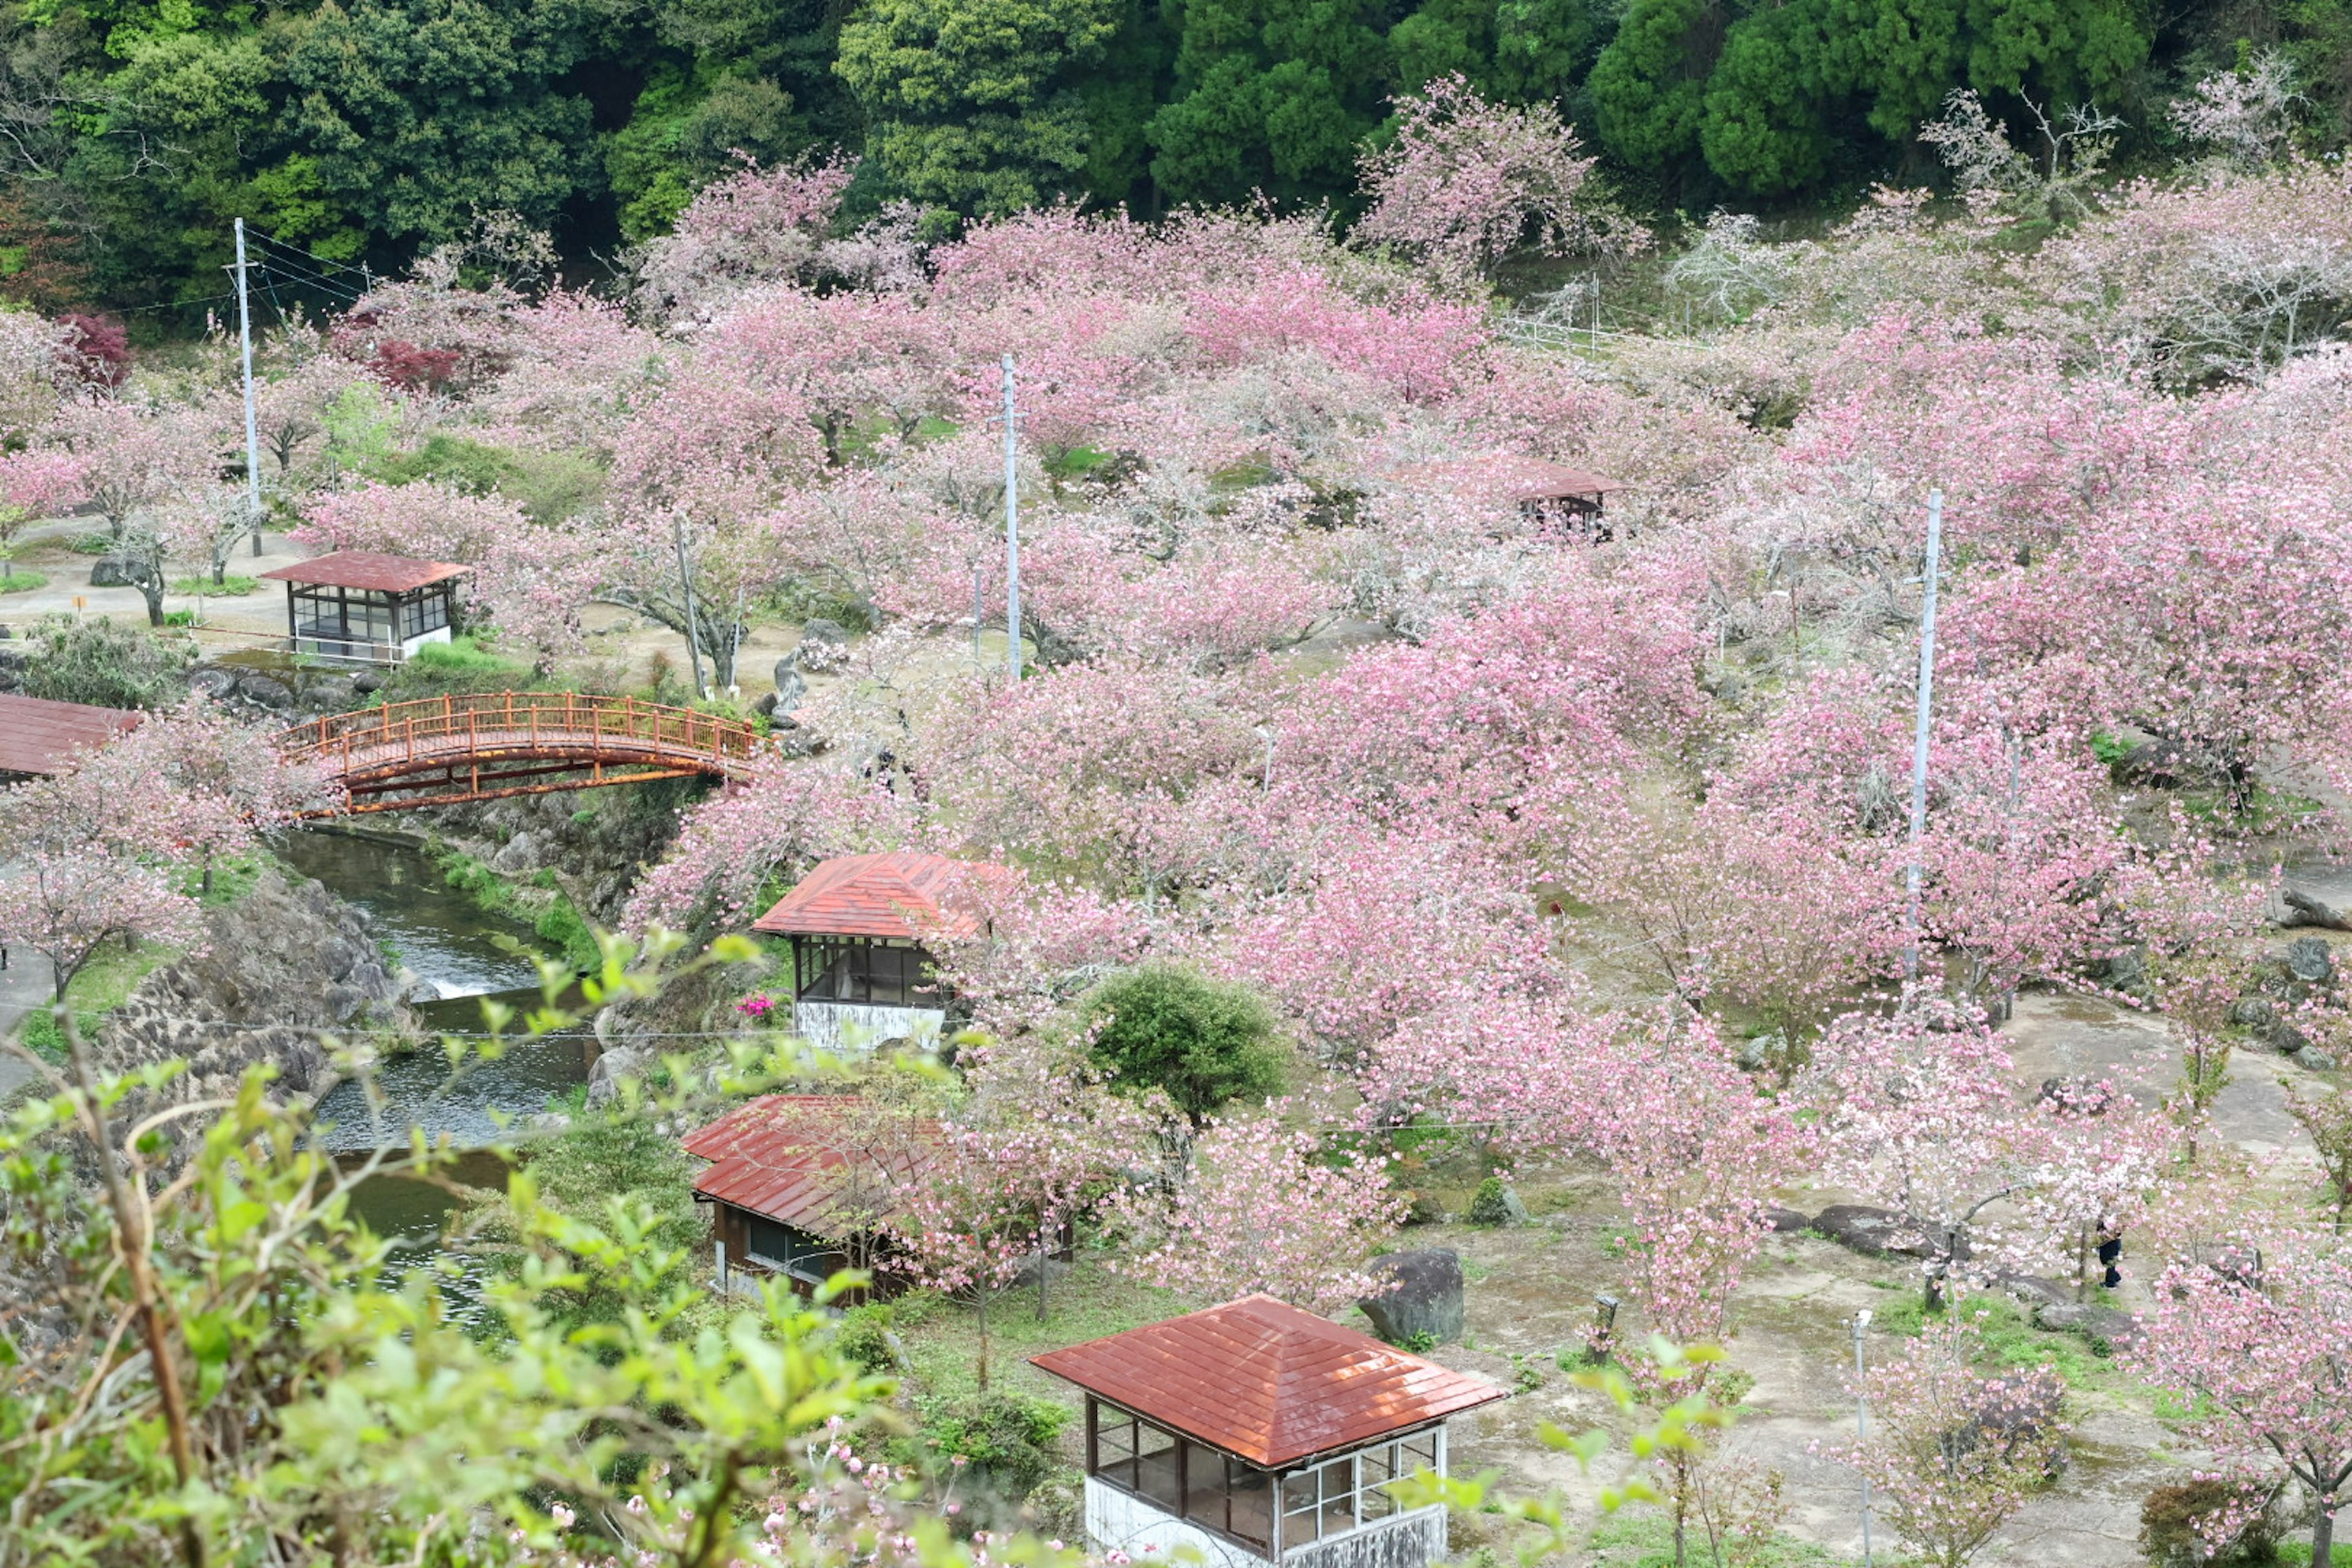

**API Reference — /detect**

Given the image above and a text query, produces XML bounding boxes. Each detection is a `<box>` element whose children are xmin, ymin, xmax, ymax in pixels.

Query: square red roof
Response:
<box><xmin>683</xmin><ymin>1094</ymin><xmax>939</xmax><ymax>1234</ymax></box>
<box><xmin>1031</xmin><ymin>1294</ymin><xmax>1508</xmax><ymax>1468</ymax></box>
<box><xmin>750</xmin><ymin>852</ymin><xmax>1005</xmax><ymax>941</ymax></box>
<box><xmin>0</xmin><ymin>693</ymin><xmax>142</xmax><ymax>776</ymax></box>
<box><xmin>259</xmin><ymin>551</ymin><xmax>468</xmax><ymax>592</ymax></box>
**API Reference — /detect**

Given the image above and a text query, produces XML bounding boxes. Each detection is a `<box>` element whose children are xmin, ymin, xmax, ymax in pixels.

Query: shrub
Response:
<box><xmin>1080</xmin><ymin>963</ymin><xmax>1288</xmax><ymax>1122</ymax></box>
<box><xmin>2139</xmin><ymin>1479</ymin><xmax>2282</xmax><ymax>1567</ymax></box>
<box><xmin>915</xmin><ymin>1392</ymin><xmax>1071</xmax><ymax>1500</ymax></box>
<box><xmin>833</xmin><ymin>1304</ymin><xmax>903</xmax><ymax>1376</ymax></box>
<box><xmin>15</xmin><ymin>613</ymin><xmax>191</xmax><ymax>708</ymax></box>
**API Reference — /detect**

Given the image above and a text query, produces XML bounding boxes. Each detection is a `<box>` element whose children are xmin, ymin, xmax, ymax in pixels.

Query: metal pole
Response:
<box><xmin>1903</xmin><ymin>489</ymin><xmax>1944</xmax><ymax>987</ymax></box>
<box><xmin>234</xmin><ymin>219</ymin><xmax>265</xmax><ymax>557</ymax></box>
<box><xmin>1853</xmin><ymin>1310</ymin><xmax>1875</xmax><ymax>1567</ymax></box>
<box><xmin>673</xmin><ymin>514</ymin><xmax>707</xmax><ymax>699</ymax></box>
<box><xmin>1002</xmin><ymin>353</ymin><xmax>1020</xmax><ymax>684</ymax></box>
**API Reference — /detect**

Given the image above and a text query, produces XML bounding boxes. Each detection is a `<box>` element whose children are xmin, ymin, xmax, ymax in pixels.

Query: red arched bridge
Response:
<box><xmin>279</xmin><ymin>692</ymin><xmax>769</xmax><ymax>815</ymax></box>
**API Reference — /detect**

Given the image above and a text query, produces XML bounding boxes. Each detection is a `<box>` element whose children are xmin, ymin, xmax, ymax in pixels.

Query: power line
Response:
<box><xmin>256</xmin><ymin>255</ymin><xmax>366</xmax><ymax>304</ymax></box>
<box><xmin>108</xmin><ymin>288</ymin><xmax>243</xmax><ymax>317</ymax></box>
<box><xmin>247</xmin><ymin>228</ymin><xmax>374</xmax><ymax>288</ymax></box>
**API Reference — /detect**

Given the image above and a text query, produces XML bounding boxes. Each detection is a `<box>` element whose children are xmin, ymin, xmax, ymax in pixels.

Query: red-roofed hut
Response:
<box><xmin>1032</xmin><ymin>1295</ymin><xmax>1509</xmax><ymax>1568</ymax></box>
<box><xmin>0</xmin><ymin>693</ymin><xmax>141</xmax><ymax>780</ymax></box>
<box><xmin>749</xmin><ymin>852</ymin><xmax>1003</xmax><ymax>1052</ymax></box>
<box><xmin>259</xmin><ymin>551</ymin><xmax>467</xmax><ymax>665</ymax></box>
<box><xmin>682</xmin><ymin>1093</ymin><xmax>938</xmax><ymax>1298</ymax></box>
<box><xmin>1390</xmin><ymin>454</ymin><xmax>1629</xmax><ymax>537</ymax></box>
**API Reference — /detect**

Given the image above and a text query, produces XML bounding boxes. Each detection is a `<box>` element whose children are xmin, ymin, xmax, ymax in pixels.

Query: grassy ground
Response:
<box><xmin>0</xmin><ymin>568</ymin><xmax>45</xmax><ymax>593</ymax></box>
<box><xmin>15</xmin><ymin>934</ymin><xmax>179</xmax><ymax>1061</ymax></box>
<box><xmin>13</xmin><ymin>850</ymin><xmax>270</xmax><ymax>1061</ymax></box>
<box><xmin>170</xmin><ymin>575</ymin><xmax>260</xmax><ymax>596</ymax></box>
<box><xmin>888</xmin><ymin>1251</ymin><xmax>1184</xmax><ymax>1412</ymax></box>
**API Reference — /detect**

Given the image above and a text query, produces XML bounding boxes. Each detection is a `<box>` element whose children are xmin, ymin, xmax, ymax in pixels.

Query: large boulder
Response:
<box><xmin>88</xmin><ymin>554</ymin><xmax>143</xmax><ymax>589</ymax></box>
<box><xmin>236</xmin><ymin>673</ymin><xmax>294</xmax><ymax>709</ymax></box>
<box><xmin>491</xmin><ymin>831</ymin><xmax>537</xmax><ymax>874</ymax></box>
<box><xmin>1357</xmin><ymin>1249</ymin><xmax>1464</xmax><ymax>1349</ymax></box>
<box><xmin>1811</xmin><ymin>1204</ymin><xmax>1929</xmax><ymax>1258</ymax></box>
<box><xmin>188</xmin><ymin>666</ymin><xmax>239</xmax><ymax>700</ymax></box>
<box><xmin>2030</xmin><ymin>1298</ymin><xmax>2141</xmax><ymax>1352</ymax></box>
<box><xmin>2280</xmin><ymin>888</ymin><xmax>2352</xmax><ymax>932</ymax></box>
<box><xmin>2285</xmin><ymin>935</ymin><xmax>2335</xmax><ymax>986</ymax></box>
<box><xmin>1468</xmin><ymin>1178</ymin><xmax>1528</xmax><ymax>1227</ymax></box>
<box><xmin>586</xmin><ymin>1044</ymin><xmax>647</xmax><ymax>1109</ymax></box>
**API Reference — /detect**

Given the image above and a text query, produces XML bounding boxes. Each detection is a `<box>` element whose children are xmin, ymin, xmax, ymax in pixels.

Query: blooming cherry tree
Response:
<box><xmin>1353</xmin><ymin>74</ymin><xmax>1643</xmax><ymax>285</ymax></box>
<box><xmin>1828</xmin><ymin>1316</ymin><xmax>2069</xmax><ymax>1568</ymax></box>
<box><xmin>2134</xmin><ymin>1231</ymin><xmax>2352</xmax><ymax>1567</ymax></box>
<box><xmin>1108</xmin><ymin>1109</ymin><xmax>1404</xmax><ymax>1315</ymax></box>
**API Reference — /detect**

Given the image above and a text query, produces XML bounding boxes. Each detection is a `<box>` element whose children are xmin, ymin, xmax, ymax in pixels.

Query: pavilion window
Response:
<box><xmin>1278</xmin><ymin>1430</ymin><xmax>1441</xmax><ymax>1545</ymax></box>
<box><xmin>1091</xmin><ymin>1404</ymin><xmax>1182</xmax><ymax>1512</ymax></box>
<box><xmin>795</xmin><ymin>938</ymin><xmax>941</xmax><ymax>1008</ymax></box>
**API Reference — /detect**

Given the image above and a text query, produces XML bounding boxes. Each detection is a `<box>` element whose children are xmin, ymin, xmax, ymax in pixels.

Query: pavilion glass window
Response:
<box><xmin>745</xmin><ymin>1216</ymin><xmax>848</xmax><ymax>1283</ymax></box>
<box><xmin>1277</xmin><ymin>1430</ymin><xmax>1440</xmax><ymax>1545</ymax></box>
<box><xmin>794</xmin><ymin>937</ymin><xmax>940</xmax><ymax>1008</ymax></box>
<box><xmin>1087</xmin><ymin>1401</ymin><xmax>1272</xmax><ymax>1554</ymax></box>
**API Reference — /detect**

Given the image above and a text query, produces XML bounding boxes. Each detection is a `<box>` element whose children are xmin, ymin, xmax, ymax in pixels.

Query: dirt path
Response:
<box><xmin>1412</xmin><ymin>989</ymin><xmax>2336</xmax><ymax>1567</ymax></box>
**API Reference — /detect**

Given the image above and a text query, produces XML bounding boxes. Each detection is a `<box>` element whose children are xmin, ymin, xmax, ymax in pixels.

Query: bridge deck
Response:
<box><xmin>281</xmin><ymin>692</ymin><xmax>768</xmax><ymax>814</ymax></box>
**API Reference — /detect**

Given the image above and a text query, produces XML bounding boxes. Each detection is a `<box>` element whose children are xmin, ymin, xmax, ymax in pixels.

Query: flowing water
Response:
<box><xmin>275</xmin><ymin>829</ymin><xmax>601</xmax><ymax>1298</ymax></box>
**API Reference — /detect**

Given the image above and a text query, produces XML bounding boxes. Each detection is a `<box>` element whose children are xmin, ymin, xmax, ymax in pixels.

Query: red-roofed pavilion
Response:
<box><xmin>260</xmin><ymin>551</ymin><xmax>466</xmax><ymax>665</ymax></box>
<box><xmin>0</xmin><ymin>693</ymin><xmax>141</xmax><ymax>779</ymax></box>
<box><xmin>1033</xmin><ymin>1295</ymin><xmax>1507</xmax><ymax>1568</ymax></box>
<box><xmin>750</xmin><ymin>853</ymin><xmax>1003</xmax><ymax>1051</ymax></box>
<box><xmin>682</xmin><ymin>1093</ymin><xmax>939</xmax><ymax>1298</ymax></box>
<box><xmin>1390</xmin><ymin>454</ymin><xmax>1629</xmax><ymax>536</ymax></box>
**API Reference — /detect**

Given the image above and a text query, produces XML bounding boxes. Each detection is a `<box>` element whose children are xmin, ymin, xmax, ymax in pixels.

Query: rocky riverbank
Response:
<box><xmin>95</xmin><ymin>869</ymin><xmax>419</xmax><ymax>1120</ymax></box>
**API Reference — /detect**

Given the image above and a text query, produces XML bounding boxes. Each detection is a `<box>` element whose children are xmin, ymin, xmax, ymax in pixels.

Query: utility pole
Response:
<box><xmin>1903</xmin><ymin>488</ymin><xmax>1945</xmax><ymax>987</ymax></box>
<box><xmin>1002</xmin><ymin>354</ymin><xmax>1022</xmax><ymax>684</ymax></box>
<box><xmin>233</xmin><ymin>219</ymin><xmax>265</xmax><ymax>557</ymax></box>
<box><xmin>1852</xmin><ymin>1311</ymin><xmax>1875</xmax><ymax>1567</ymax></box>
<box><xmin>673</xmin><ymin>515</ymin><xmax>707</xmax><ymax>699</ymax></box>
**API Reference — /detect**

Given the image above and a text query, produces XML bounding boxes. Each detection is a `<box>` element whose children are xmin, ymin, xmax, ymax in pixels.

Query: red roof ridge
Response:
<box><xmin>258</xmin><ymin>551</ymin><xmax>469</xmax><ymax>592</ymax></box>
<box><xmin>750</xmin><ymin>851</ymin><xmax>1011</xmax><ymax>941</ymax></box>
<box><xmin>0</xmin><ymin>693</ymin><xmax>143</xmax><ymax>777</ymax></box>
<box><xmin>682</xmin><ymin>1093</ymin><xmax>941</xmax><ymax>1235</ymax></box>
<box><xmin>1030</xmin><ymin>1292</ymin><xmax>1508</xmax><ymax>1468</ymax></box>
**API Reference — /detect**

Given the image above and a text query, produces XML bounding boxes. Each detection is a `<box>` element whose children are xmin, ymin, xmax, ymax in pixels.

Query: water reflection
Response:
<box><xmin>274</xmin><ymin>830</ymin><xmax>548</xmax><ymax>1000</ymax></box>
<box><xmin>309</xmin><ymin>996</ymin><xmax>597</xmax><ymax>1152</ymax></box>
<box><xmin>339</xmin><ymin>1147</ymin><xmax>513</xmax><ymax>1327</ymax></box>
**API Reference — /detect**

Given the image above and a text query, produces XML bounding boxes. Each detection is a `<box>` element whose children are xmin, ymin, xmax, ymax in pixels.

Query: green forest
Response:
<box><xmin>2</xmin><ymin>0</ymin><xmax>2348</xmax><ymax>309</ymax></box>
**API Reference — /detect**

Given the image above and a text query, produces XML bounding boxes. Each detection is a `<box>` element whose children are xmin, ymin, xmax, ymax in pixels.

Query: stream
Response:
<box><xmin>274</xmin><ymin>830</ymin><xmax>601</xmax><ymax>1291</ymax></box>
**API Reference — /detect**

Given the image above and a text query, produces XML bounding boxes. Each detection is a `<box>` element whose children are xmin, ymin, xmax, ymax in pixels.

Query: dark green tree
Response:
<box><xmin>834</xmin><ymin>0</ymin><xmax>1122</xmax><ymax>213</ymax></box>
<box><xmin>605</xmin><ymin>69</ymin><xmax>803</xmax><ymax>239</ymax></box>
<box><xmin>1700</xmin><ymin>4</ymin><xmax>1834</xmax><ymax>195</ymax></box>
<box><xmin>1147</xmin><ymin>0</ymin><xmax>1393</xmax><ymax>205</ymax></box>
<box><xmin>281</xmin><ymin>0</ymin><xmax>597</xmax><ymax>246</ymax></box>
<box><xmin>1492</xmin><ymin>0</ymin><xmax>1612</xmax><ymax>103</ymax></box>
<box><xmin>1585</xmin><ymin>0</ymin><xmax>1722</xmax><ymax>175</ymax></box>
<box><xmin>1080</xmin><ymin>963</ymin><xmax>1289</xmax><ymax>1123</ymax></box>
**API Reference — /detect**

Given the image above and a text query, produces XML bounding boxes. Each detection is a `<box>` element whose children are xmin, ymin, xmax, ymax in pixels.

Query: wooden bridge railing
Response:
<box><xmin>279</xmin><ymin>690</ymin><xmax>767</xmax><ymax>785</ymax></box>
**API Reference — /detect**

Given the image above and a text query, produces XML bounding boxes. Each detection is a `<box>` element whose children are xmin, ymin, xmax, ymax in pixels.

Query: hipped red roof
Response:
<box><xmin>0</xmin><ymin>693</ymin><xmax>142</xmax><ymax>776</ymax></box>
<box><xmin>751</xmin><ymin>852</ymin><xmax>1003</xmax><ymax>941</ymax></box>
<box><xmin>259</xmin><ymin>551</ymin><xmax>468</xmax><ymax>592</ymax></box>
<box><xmin>1030</xmin><ymin>1294</ymin><xmax>1509</xmax><ymax>1468</ymax></box>
<box><xmin>684</xmin><ymin>1094</ymin><xmax>938</xmax><ymax>1235</ymax></box>
<box><xmin>1391</xmin><ymin>454</ymin><xmax>1628</xmax><ymax>503</ymax></box>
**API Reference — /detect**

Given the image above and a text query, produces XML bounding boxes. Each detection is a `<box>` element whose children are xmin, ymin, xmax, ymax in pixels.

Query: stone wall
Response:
<box><xmin>95</xmin><ymin>869</ymin><xmax>418</xmax><ymax>1128</ymax></box>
